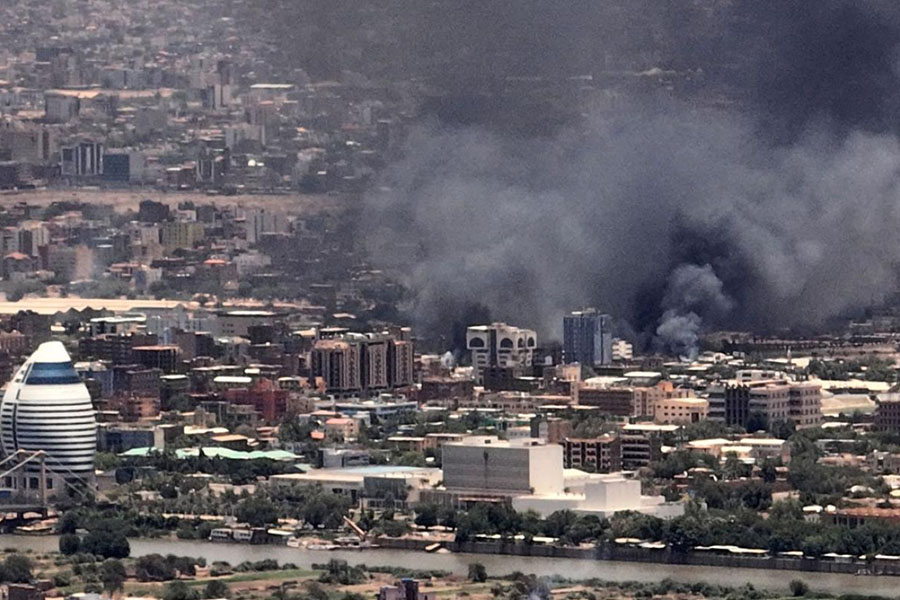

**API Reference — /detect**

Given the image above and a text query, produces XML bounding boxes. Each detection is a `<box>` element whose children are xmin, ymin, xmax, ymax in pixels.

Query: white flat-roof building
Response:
<box><xmin>466</xmin><ymin>323</ymin><xmax>536</xmax><ymax>383</ymax></box>
<box><xmin>687</xmin><ymin>436</ymin><xmax>791</xmax><ymax>463</ymax></box>
<box><xmin>436</xmin><ymin>435</ymin><xmax>683</xmax><ymax>520</ymax></box>
<box><xmin>442</xmin><ymin>435</ymin><xmax>563</xmax><ymax>495</ymax></box>
<box><xmin>513</xmin><ymin>473</ymin><xmax>683</xmax><ymax>519</ymax></box>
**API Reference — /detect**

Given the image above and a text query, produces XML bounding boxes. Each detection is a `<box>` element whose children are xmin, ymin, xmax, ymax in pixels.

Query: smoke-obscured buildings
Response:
<box><xmin>309</xmin><ymin>328</ymin><xmax>414</xmax><ymax>397</ymax></box>
<box><xmin>466</xmin><ymin>323</ymin><xmax>536</xmax><ymax>383</ymax></box>
<box><xmin>707</xmin><ymin>376</ymin><xmax>822</xmax><ymax>430</ymax></box>
<box><xmin>563</xmin><ymin>309</ymin><xmax>612</xmax><ymax>367</ymax></box>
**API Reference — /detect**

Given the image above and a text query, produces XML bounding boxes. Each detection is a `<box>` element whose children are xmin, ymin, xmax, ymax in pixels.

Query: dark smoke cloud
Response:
<box><xmin>366</xmin><ymin>107</ymin><xmax>900</xmax><ymax>348</ymax></box>
<box><xmin>738</xmin><ymin>1</ymin><xmax>900</xmax><ymax>139</ymax></box>
<box><xmin>234</xmin><ymin>0</ymin><xmax>900</xmax><ymax>350</ymax></box>
<box><xmin>357</xmin><ymin>1</ymin><xmax>900</xmax><ymax>351</ymax></box>
<box><xmin>656</xmin><ymin>264</ymin><xmax>734</xmax><ymax>358</ymax></box>
<box><xmin>249</xmin><ymin>1</ymin><xmax>900</xmax><ymax>135</ymax></box>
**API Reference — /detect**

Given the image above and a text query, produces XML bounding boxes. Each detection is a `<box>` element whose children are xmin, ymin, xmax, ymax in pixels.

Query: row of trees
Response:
<box><xmin>239</xmin><ymin>485</ymin><xmax>352</xmax><ymax>528</ymax></box>
<box><xmin>133</xmin><ymin>554</ymin><xmax>204</xmax><ymax>582</ymax></box>
<box><xmin>806</xmin><ymin>357</ymin><xmax>898</xmax><ymax>382</ymax></box>
<box><xmin>412</xmin><ymin>502</ymin><xmax>610</xmax><ymax>546</ymax></box>
<box><xmin>59</xmin><ymin>518</ymin><xmax>130</xmax><ymax>559</ymax></box>
<box><xmin>412</xmin><ymin>496</ymin><xmax>900</xmax><ymax>558</ymax></box>
<box><xmin>127</xmin><ymin>453</ymin><xmax>294</xmax><ymax>485</ymax></box>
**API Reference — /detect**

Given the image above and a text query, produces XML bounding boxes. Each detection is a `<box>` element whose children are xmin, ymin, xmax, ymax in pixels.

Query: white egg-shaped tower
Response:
<box><xmin>0</xmin><ymin>341</ymin><xmax>97</xmax><ymax>485</ymax></box>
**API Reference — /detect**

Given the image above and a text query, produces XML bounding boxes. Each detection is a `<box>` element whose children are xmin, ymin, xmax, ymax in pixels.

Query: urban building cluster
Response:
<box><xmin>0</xmin><ymin>296</ymin><xmax>828</xmax><ymax>513</ymax></box>
<box><xmin>0</xmin><ymin>0</ymin><xmax>412</xmax><ymax>193</ymax></box>
<box><xmin>5</xmin><ymin>2</ymin><xmax>900</xmax><ymax>593</ymax></box>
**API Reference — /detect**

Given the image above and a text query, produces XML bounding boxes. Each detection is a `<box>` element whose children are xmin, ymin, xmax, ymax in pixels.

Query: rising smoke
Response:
<box><xmin>656</xmin><ymin>264</ymin><xmax>734</xmax><ymax>359</ymax></box>
<box><xmin>367</xmin><ymin>110</ymin><xmax>900</xmax><ymax>353</ymax></box>
<box><xmin>353</xmin><ymin>1</ymin><xmax>900</xmax><ymax>354</ymax></box>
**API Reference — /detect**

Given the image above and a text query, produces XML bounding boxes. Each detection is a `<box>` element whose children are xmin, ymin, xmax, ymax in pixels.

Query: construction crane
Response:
<box><xmin>342</xmin><ymin>515</ymin><xmax>367</xmax><ymax>541</ymax></box>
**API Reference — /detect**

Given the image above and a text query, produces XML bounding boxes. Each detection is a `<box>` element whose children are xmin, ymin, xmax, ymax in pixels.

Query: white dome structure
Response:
<box><xmin>0</xmin><ymin>341</ymin><xmax>97</xmax><ymax>486</ymax></box>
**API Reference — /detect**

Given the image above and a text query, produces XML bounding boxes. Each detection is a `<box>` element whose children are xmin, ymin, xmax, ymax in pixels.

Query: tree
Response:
<box><xmin>518</xmin><ymin>510</ymin><xmax>542</xmax><ymax>536</ymax></box>
<box><xmin>506</xmin><ymin>572</ymin><xmax>550</xmax><ymax>600</ymax></box>
<box><xmin>236</xmin><ymin>496</ymin><xmax>279</xmax><ymax>527</ymax></box>
<box><xmin>541</xmin><ymin>510</ymin><xmax>577</xmax><ymax>538</ymax></box>
<box><xmin>203</xmin><ymin>580</ymin><xmax>230</xmax><ymax>599</ymax></box>
<box><xmin>609</xmin><ymin>511</ymin><xmax>665</xmax><ymax>541</ymax></box>
<box><xmin>468</xmin><ymin>563</ymin><xmax>488</xmax><ymax>583</ymax></box>
<box><xmin>723</xmin><ymin>453</ymin><xmax>749</xmax><ymax>480</ymax></box>
<box><xmin>82</xmin><ymin>528</ymin><xmax>130</xmax><ymax>559</ymax></box>
<box><xmin>301</xmin><ymin>491</ymin><xmax>350</xmax><ymax>529</ymax></box>
<box><xmin>759</xmin><ymin>459</ymin><xmax>778</xmax><ymax>484</ymax></box>
<box><xmin>100</xmin><ymin>559</ymin><xmax>127</xmax><ymax>594</ymax></box>
<box><xmin>736</xmin><ymin>480</ymin><xmax>772</xmax><ymax>510</ymax></box>
<box><xmin>135</xmin><ymin>554</ymin><xmax>176</xmax><ymax>581</ymax></box>
<box><xmin>163</xmin><ymin>581</ymin><xmax>199</xmax><ymax>600</ymax></box>
<box><xmin>380</xmin><ymin>519</ymin><xmax>408</xmax><ymax>537</ymax></box>
<box><xmin>1</xmin><ymin>555</ymin><xmax>32</xmax><ymax>583</ymax></box>
<box><xmin>395</xmin><ymin>451</ymin><xmax>426</xmax><ymax>467</ymax></box>
<box><xmin>95</xmin><ymin>452</ymin><xmax>122</xmax><ymax>471</ymax></box>
<box><xmin>770</xmin><ymin>419</ymin><xmax>796</xmax><ymax>440</ymax></box>
<box><xmin>58</xmin><ymin>511</ymin><xmax>80</xmax><ymax>534</ymax></box>
<box><xmin>302</xmin><ymin>582</ymin><xmax>329</xmax><ymax>600</ymax></box>
<box><xmin>651</xmin><ymin>450</ymin><xmax>708</xmax><ymax>479</ymax></box>
<box><xmin>745</xmin><ymin>412</ymin><xmax>768</xmax><ymax>434</ymax></box>
<box><xmin>789</xmin><ymin>579</ymin><xmax>809</xmax><ymax>597</ymax></box>
<box><xmin>59</xmin><ymin>533</ymin><xmax>81</xmax><ymax>555</ymax></box>
<box><xmin>81</xmin><ymin>519</ymin><xmax>130</xmax><ymax>558</ymax></box>
<box><xmin>317</xmin><ymin>560</ymin><xmax>365</xmax><ymax>585</ymax></box>
<box><xmin>414</xmin><ymin>503</ymin><xmax>438</xmax><ymax>528</ymax></box>
<box><xmin>564</xmin><ymin>514</ymin><xmax>608</xmax><ymax>545</ymax></box>
<box><xmin>800</xmin><ymin>535</ymin><xmax>829</xmax><ymax>558</ymax></box>
<box><xmin>664</xmin><ymin>515</ymin><xmax>707</xmax><ymax>552</ymax></box>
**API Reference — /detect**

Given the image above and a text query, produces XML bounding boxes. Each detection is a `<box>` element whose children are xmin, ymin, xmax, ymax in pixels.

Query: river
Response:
<box><xmin>1</xmin><ymin>535</ymin><xmax>892</xmax><ymax>596</ymax></box>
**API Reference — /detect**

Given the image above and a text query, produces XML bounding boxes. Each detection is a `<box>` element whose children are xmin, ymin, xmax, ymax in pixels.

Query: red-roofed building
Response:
<box><xmin>325</xmin><ymin>417</ymin><xmax>359</xmax><ymax>441</ymax></box>
<box><xmin>197</xmin><ymin>258</ymin><xmax>237</xmax><ymax>290</ymax></box>
<box><xmin>223</xmin><ymin>378</ymin><xmax>288</xmax><ymax>422</ymax></box>
<box><xmin>2</xmin><ymin>251</ymin><xmax>34</xmax><ymax>279</ymax></box>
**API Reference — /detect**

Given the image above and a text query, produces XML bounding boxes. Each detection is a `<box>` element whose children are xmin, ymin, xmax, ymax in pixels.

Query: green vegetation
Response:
<box><xmin>0</xmin><ymin>554</ymin><xmax>33</xmax><ymax>583</ymax></box>
<box><xmin>133</xmin><ymin>554</ymin><xmax>204</xmax><ymax>582</ymax></box>
<box><xmin>316</xmin><ymin>559</ymin><xmax>366</xmax><ymax>585</ymax></box>
<box><xmin>806</xmin><ymin>357</ymin><xmax>898</xmax><ymax>382</ymax></box>
<box><xmin>203</xmin><ymin>579</ymin><xmax>230</xmax><ymax>598</ymax></box>
<box><xmin>468</xmin><ymin>562</ymin><xmax>488</xmax><ymax>583</ymax></box>
<box><xmin>4</xmin><ymin>280</ymin><xmax>47</xmax><ymax>301</ymax></box>
<box><xmin>100</xmin><ymin>559</ymin><xmax>127</xmax><ymax>594</ymax></box>
<box><xmin>163</xmin><ymin>580</ymin><xmax>199</xmax><ymax>600</ymax></box>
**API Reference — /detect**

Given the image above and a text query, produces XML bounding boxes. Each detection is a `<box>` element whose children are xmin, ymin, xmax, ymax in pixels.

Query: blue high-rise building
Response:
<box><xmin>563</xmin><ymin>309</ymin><xmax>612</xmax><ymax>367</ymax></box>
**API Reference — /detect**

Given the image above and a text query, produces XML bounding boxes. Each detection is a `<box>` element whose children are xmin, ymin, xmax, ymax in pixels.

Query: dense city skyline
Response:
<box><xmin>0</xmin><ymin>3</ymin><xmax>898</xmax><ymax>600</ymax></box>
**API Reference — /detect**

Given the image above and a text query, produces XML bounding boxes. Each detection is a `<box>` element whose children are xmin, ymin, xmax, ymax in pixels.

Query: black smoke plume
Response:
<box><xmin>366</xmin><ymin>107</ymin><xmax>900</xmax><ymax>353</ymax></box>
<box><xmin>245</xmin><ymin>1</ymin><xmax>900</xmax><ymax>353</ymax></box>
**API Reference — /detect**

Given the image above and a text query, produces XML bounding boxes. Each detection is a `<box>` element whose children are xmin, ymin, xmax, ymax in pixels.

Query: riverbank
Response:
<box><xmin>0</xmin><ymin>547</ymin><xmax>843</xmax><ymax>600</ymax></box>
<box><xmin>377</xmin><ymin>536</ymin><xmax>900</xmax><ymax>576</ymax></box>
<box><xmin>1</xmin><ymin>535</ymin><xmax>899</xmax><ymax>596</ymax></box>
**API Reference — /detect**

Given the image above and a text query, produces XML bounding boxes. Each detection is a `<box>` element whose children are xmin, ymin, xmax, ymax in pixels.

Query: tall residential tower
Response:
<box><xmin>563</xmin><ymin>309</ymin><xmax>612</xmax><ymax>367</ymax></box>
